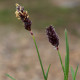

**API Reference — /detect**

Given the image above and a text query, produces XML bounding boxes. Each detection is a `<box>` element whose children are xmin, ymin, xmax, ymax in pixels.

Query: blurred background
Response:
<box><xmin>0</xmin><ymin>0</ymin><xmax>80</xmax><ymax>80</ymax></box>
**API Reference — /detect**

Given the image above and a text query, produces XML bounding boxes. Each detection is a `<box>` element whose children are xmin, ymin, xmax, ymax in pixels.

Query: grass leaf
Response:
<box><xmin>74</xmin><ymin>65</ymin><xmax>79</xmax><ymax>80</ymax></box>
<box><xmin>45</xmin><ymin>64</ymin><xmax>51</xmax><ymax>80</ymax></box>
<box><xmin>71</xmin><ymin>67</ymin><xmax>75</xmax><ymax>80</ymax></box>
<box><xmin>65</xmin><ymin>29</ymin><xmax>69</xmax><ymax>79</ymax></box>
<box><xmin>6</xmin><ymin>74</ymin><xmax>16</xmax><ymax>80</ymax></box>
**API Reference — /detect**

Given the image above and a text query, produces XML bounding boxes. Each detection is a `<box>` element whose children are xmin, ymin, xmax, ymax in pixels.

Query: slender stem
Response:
<box><xmin>57</xmin><ymin>49</ymin><xmax>67</xmax><ymax>80</ymax></box>
<box><xmin>30</xmin><ymin>31</ymin><xmax>46</xmax><ymax>80</ymax></box>
<box><xmin>57</xmin><ymin>50</ymin><xmax>65</xmax><ymax>72</ymax></box>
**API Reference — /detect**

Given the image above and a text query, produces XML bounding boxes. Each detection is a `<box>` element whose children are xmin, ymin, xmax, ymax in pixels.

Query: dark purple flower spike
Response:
<box><xmin>46</xmin><ymin>25</ymin><xmax>59</xmax><ymax>50</ymax></box>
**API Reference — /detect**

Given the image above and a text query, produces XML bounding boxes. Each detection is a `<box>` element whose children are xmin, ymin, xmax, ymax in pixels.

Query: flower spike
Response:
<box><xmin>46</xmin><ymin>25</ymin><xmax>59</xmax><ymax>49</ymax></box>
<box><xmin>15</xmin><ymin>3</ymin><xmax>32</xmax><ymax>31</ymax></box>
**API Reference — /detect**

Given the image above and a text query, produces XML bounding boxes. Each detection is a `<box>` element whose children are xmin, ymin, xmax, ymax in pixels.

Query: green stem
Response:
<box><xmin>57</xmin><ymin>50</ymin><xmax>65</xmax><ymax>72</ymax></box>
<box><xmin>6</xmin><ymin>74</ymin><xmax>16</xmax><ymax>80</ymax></box>
<box><xmin>57</xmin><ymin>50</ymin><xmax>67</xmax><ymax>80</ymax></box>
<box><xmin>32</xmin><ymin>34</ymin><xmax>46</xmax><ymax>80</ymax></box>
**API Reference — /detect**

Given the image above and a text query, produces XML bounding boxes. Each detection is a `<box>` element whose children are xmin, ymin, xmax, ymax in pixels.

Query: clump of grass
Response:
<box><xmin>6</xmin><ymin>3</ymin><xmax>79</xmax><ymax>80</ymax></box>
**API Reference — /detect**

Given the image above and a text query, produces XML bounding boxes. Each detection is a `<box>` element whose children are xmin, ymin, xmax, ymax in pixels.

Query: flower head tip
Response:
<box><xmin>15</xmin><ymin>3</ymin><xmax>32</xmax><ymax>31</ymax></box>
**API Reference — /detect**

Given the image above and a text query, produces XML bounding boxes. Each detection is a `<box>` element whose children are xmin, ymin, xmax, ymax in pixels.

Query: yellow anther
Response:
<box><xmin>20</xmin><ymin>6</ymin><xmax>22</xmax><ymax>10</ymax></box>
<box><xmin>15</xmin><ymin>11</ymin><xmax>20</xmax><ymax>18</ymax></box>
<box><xmin>27</xmin><ymin>15</ymin><xmax>29</xmax><ymax>18</ymax></box>
<box><xmin>16</xmin><ymin>3</ymin><xmax>19</xmax><ymax>7</ymax></box>
<box><xmin>18</xmin><ymin>18</ymin><xmax>21</xmax><ymax>20</ymax></box>
<box><xmin>26</xmin><ymin>11</ymin><xmax>28</xmax><ymax>14</ymax></box>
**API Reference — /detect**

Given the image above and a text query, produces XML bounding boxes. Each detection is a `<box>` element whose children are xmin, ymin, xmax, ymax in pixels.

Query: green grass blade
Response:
<box><xmin>65</xmin><ymin>29</ymin><xmax>69</xmax><ymax>79</ymax></box>
<box><xmin>74</xmin><ymin>65</ymin><xmax>79</xmax><ymax>80</ymax></box>
<box><xmin>6</xmin><ymin>74</ymin><xmax>16</xmax><ymax>80</ymax></box>
<box><xmin>45</xmin><ymin>64</ymin><xmax>51</xmax><ymax>80</ymax></box>
<box><xmin>32</xmin><ymin>35</ymin><xmax>46</xmax><ymax>80</ymax></box>
<box><xmin>70</xmin><ymin>67</ymin><xmax>75</xmax><ymax>80</ymax></box>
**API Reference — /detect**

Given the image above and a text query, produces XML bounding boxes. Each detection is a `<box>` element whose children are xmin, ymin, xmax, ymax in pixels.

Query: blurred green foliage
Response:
<box><xmin>0</xmin><ymin>0</ymin><xmax>80</xmax><ymax>31</ymax></box>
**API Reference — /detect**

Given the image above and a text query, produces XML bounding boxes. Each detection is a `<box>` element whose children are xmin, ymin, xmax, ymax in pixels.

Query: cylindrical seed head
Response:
<box><xmin>46</xmin><ymin>25</ymin><xmax>59</xmax><ymax>48</ymax></box>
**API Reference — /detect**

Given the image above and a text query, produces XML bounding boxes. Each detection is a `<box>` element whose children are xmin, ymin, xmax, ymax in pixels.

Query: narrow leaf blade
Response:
<box><xmin>70</xmin><ymin>67</ymin><xmax>75</xmax><ymax>80</ymax></box>
<box><xmin>45</xmin><ymin>64</ymin><xmax>51</xmax><ymax>79</ymax></box>
<box><xmin>74</xmin><ymin>65</ymin><xmax>79</xmax><ymax>80</ymax></box>
<box><xmin>65</xmin><ymin>29</ymin><xmax>69</xmax><ymax>79</ymax></box>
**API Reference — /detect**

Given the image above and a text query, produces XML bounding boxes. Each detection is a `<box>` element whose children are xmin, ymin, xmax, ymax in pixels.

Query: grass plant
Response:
<box><xmin>6</xmin><ymin>3</ymin><xmax>79</xmax><ymax>80</ymax></box>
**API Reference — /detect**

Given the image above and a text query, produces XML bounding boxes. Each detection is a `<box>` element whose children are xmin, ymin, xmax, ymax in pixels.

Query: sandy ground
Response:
<box><xmin>0</xmin><ymin>26</ymin><xmax>80</xmax><ymax>80</ymax></box>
